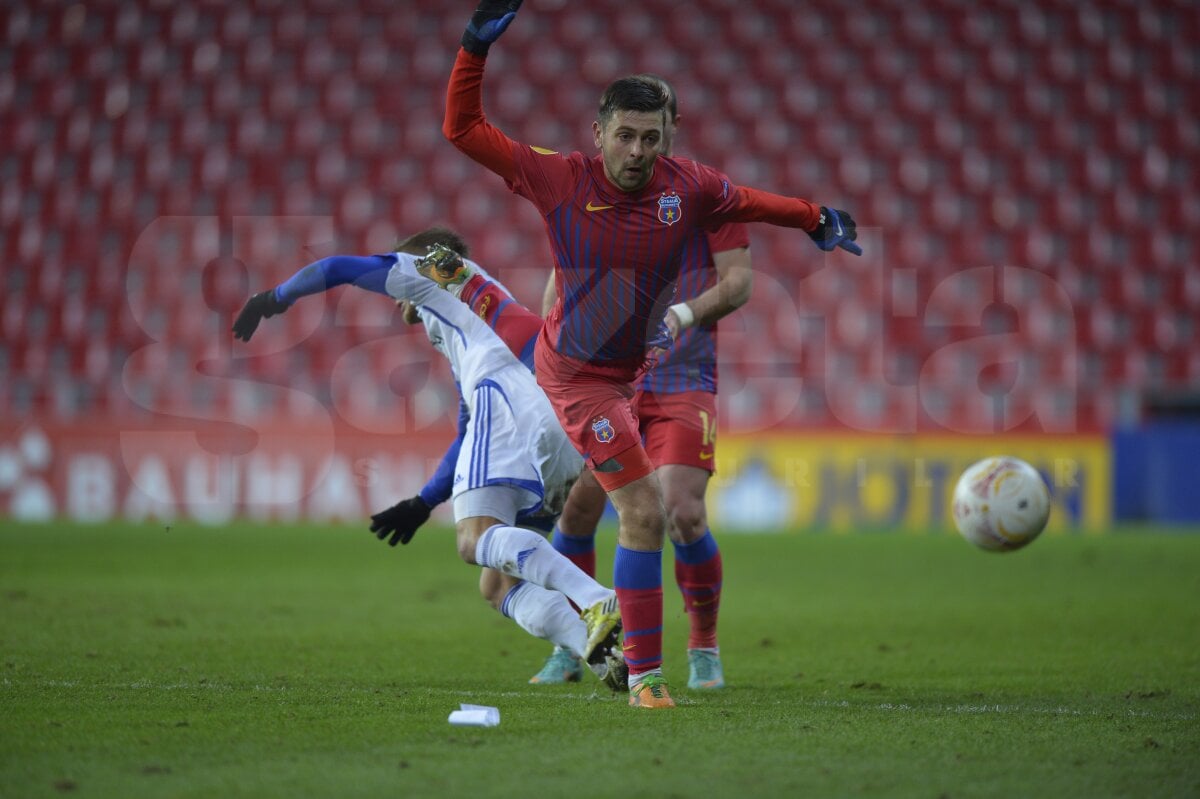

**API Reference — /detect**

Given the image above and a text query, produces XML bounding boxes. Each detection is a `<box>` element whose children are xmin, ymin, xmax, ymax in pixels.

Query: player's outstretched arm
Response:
<box><xmin>232</xmin><ymin>255</ymin><xmax>395</xmax><ymax>342</ymax></box>
<box><xmin>730</xmin><ymin>186</ymin><xmax>863</xmax><ymax>256</ymax></box>
<box><xmin>443</xmin><ymin>4</ymin><xmax>523</xmax><ymax>182</ymax></box>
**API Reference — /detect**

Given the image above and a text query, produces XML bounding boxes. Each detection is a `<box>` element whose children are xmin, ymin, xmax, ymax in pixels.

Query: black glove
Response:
<box><xmin>808</xmin><ymin>206</ymin><xmax>862</xmax><ymax>255</ymax></box>
<box><xmin>232</xmin><ymin>290</ymin><xmax>289</xmax><ymax>342</ymax></box>
<box><xmin>461</xmin><ymin>0</ymin><xmax>523</xmax><ymax>57</ymax></box>
<box><xmin>369</xmin><ymin>496</ymin><xmax>432</xmax><ymax>546</ymax></box>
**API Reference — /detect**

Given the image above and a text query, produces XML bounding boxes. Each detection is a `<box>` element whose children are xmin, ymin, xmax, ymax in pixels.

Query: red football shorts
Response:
<box><xmin>632</xmin><ymin>389</ymin><xmax>718</xmax><ymax>473</ymax></box>
<box><xmin>534</xmin><ymin>335</ymin><xmax>654</xmax><ymax>490</ymax></box>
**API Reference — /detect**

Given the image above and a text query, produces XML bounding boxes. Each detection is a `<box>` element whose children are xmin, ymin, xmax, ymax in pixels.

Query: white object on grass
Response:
<box><xmin>448</xmin><ymin>704</ymin><xmax>501</xmax><ymax>727</ymax></box>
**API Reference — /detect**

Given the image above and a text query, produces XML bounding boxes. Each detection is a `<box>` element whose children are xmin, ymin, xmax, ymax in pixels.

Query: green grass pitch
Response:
<box><xmin>2</xmin><ymin>521</ymin><xmax>1197</xmax><ymax>798</ymax></box>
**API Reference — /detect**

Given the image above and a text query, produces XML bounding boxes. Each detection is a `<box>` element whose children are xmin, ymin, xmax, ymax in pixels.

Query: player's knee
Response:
<box><xmin>482</xmin><ymin>590</ymin><xmax>503</xmax><ymax>611</ymax></box>
<box><xmin>455</xmin><ymin>517</ymin><xmax>499</xmax><ymax>564</ymax></box>
<box><xmin>455</xmin><ymin>531</ymin><xmax>480</xmax><ymax>565</ymax></box>
<box><xmin>478</xmin><ymin>572</ymin><xmax>506</xmax><ymax>610</ymax></box>
<box><xmin>559</xmin><ymin>502</ymin><xmax>604</xmax><ymax>537</ymax></box>
<box><xmin>621</xmin><ymin>495</ymin><xmax>667</xmax><ymax>538</ymax></box>
<box><xmin>667</xmin><ymin>498</ymin><xmax>707</xmax><ymax>542</ymax></box>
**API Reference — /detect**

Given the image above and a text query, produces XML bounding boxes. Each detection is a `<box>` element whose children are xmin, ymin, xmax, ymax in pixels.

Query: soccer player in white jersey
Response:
<box><xmin>231</xmin><ymin>227</ymin><xmax>623</xmax><ymax>684</ymax></box>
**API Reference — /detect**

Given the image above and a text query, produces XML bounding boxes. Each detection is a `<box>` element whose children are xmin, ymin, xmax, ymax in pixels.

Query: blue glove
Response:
<box><xmin>808</xmin><ymin>207</ymin><xmax>862</xmax><ymax>255</ymax></box>
<box><xmin>648</xmin><ymin>318</ymin><xmax>674</xmax><ymax>351</ymax></box>
<box><xmin>643</xmin><ymin>318</ymin><xmax>675</xmax><ymax>370</ymax></box>
<box><xmin>461</xmin><ymin>0</ymin><xmax>523</xmax><ymax>57</ymax></box>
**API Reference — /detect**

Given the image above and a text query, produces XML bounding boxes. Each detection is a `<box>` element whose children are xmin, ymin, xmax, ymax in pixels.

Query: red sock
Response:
<box><xmin>673</xmin><ymin>531</ymin><xmax>722</xmax><ymax>650</ymax></box>
<box><xmin>551</xmin><ymin>528</ymin><xmax>595</xmax><ymax>578</ymax></box>
<box><xmin>614</xmin><ymin>546</ymin><xmax>663</xmax><ymax>677</ymax></box>
<box><xmin>551</xmin><ymin>529</ymin><xmax>594</xmax><ymax>613</ymax></box>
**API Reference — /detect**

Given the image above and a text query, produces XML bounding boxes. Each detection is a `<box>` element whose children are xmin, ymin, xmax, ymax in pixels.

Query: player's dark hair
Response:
<box><xmin>628</xmin><ymin>73</ymin><xmax>677</xmax><ymax>122</ymax></box>
<box><xmin>597</xmin><ymin>75</ymin><xmax>670</xmax><ymax>128</ymax></box>
<box><xmin>393</xmin><ymin>227</ymin><xmax>470</xmax><ymax>258</ymax></box>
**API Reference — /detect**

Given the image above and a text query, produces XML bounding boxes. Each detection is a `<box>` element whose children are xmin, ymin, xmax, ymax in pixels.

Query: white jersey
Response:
<box><xmin>384</xmin><ymin>252</ymin><xmax>582</xmax><ymax>520</ymax></box>
<box><xmin>384</xmin><ymin>252</ymin><xmax>521</xmax><ymax>400</ymax></box>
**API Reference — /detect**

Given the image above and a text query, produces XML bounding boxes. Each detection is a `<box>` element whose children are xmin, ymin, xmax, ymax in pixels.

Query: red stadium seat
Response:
<box><xmin>2</xmin><ymin>0</ymin><xmax>1193</xmax><ymax>432</ymax></box>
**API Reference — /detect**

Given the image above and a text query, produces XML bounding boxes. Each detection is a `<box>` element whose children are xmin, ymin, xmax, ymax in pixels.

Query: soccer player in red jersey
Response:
<box><xmin>530</xmin><ymin>75</ymin><xmax>750</xmax><ymax>691</ymax></box>
<box><xmin>445</xmin><ymin>1</ymin><xmax>862</xmax><ymax>709</ymax></box>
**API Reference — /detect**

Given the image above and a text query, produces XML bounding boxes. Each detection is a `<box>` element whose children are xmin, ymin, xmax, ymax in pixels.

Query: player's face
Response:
<box><xmin>593</xmin><ymin>109</ymin><xmax>665</xmax><ymax>192</ymax></box>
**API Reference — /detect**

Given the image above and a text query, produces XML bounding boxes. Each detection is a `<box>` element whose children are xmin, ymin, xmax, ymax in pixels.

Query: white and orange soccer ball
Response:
<box><xmin>952</xmin><ymin>456</ymin><xmax>1051</xmax><ymax>552</ymax></box>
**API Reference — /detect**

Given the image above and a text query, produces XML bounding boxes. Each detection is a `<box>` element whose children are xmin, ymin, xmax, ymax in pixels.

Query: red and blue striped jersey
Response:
<box><xmin>444</xmin><ymin>49</ymin><xmax>820</xmax><ymax>368</ymax></box>
<box><xmin>510</xmin><ymin>147</ymin><xmax>742</xmax><ymax>364</ymax></box>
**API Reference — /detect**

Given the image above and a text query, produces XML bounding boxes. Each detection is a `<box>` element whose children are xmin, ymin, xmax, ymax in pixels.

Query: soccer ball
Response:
<box><xmin>952</xmin><ymin>456</ymin><xmax>1051</xmax><ymax>552</ymax></box>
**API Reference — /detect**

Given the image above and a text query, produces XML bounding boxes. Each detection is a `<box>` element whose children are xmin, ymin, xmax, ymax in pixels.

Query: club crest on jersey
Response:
<box><xmin>657</xmin><ymin>192</ymin><xmax>682</xmax><ymax>226</ymax></box>
<box><xmin>591</xmin><ymin>417</ymin><xmax>616</xmax><ymax>443</ymax></box>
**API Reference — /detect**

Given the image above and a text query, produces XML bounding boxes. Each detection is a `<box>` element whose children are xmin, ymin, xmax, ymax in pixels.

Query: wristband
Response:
<box><xmin>669</xmin><ymin>302</ymin><xmax>695</xmax><ymax>330</ymax></box>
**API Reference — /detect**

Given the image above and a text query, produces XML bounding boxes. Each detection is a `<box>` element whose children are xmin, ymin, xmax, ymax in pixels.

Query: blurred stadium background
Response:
<box><xmin>1</xmin><ymin>0</ymin><xmax>1197</xmax><ymax>529</ymax></box>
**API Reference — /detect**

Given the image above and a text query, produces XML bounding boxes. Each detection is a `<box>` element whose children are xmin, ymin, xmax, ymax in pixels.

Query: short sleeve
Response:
<box><xmin>508</xmin><ymin>147</ymin><xmax>588</xmax><ymax>215</ymax></box>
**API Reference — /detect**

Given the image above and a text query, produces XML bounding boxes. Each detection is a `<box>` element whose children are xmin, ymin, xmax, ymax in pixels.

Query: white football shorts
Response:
<box><xmin>451</xmin><ymin>367</ymin><xmax>583</xmax><ymax>524</ymax></box>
